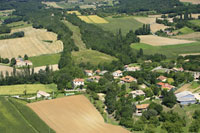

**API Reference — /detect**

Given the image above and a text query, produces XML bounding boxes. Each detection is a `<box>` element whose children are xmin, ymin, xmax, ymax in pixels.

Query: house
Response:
<box><xmin>144</xmin><ymin>60</ymin><xmax>152</xmax><ymax>63</ymax></box>
<box><xmin>95</xmin><ymin>69</ymin><xmax>101</xmax><ymax>75</ymax></box>
<box><xmin>193</xmin><ymin>72</ymin><xmax>200</xmax><ymax>80</ymax></box>
<box><xmin>157</xmin><ymin>75</ymin><xmax>167</xmax><ymax>82</ymax></box>
<box><xmin>157</xmin><ymin>82</ymin><xmax>175</xmax><ymax>91</ymax></box>
<box><xmin>99</xmin><ymin>70</ymin><xmax>108</xmax><ymax>76</ymax></box>
<box><xmin>124</xmin><ymin>66</ymin><xmax>141</xmax><ymax>72</ymax></box>
<box><xmin>16</xmin><ymin>58</ymin><xmax>33</xmax><ymax>67</ymax></box>
<box><xmin>84</xmin><ymin>70</ymin><xmax>93</xmax><ymax>76</ymax></box>
<box><xmin>175</xmin><ymin>91</ymin><xmax>196</xmax><ymax>105</ymax></box>
<box><xmin>172</xmin><ymin>67</ymin><xmax>184</xmax><ymax>72</ymax></box>
<box><xmin>112</xmin><ymin>70</ymin><xmax>123</xmax><ymax>78</ymax></box>
<box><xmin>136</xmin><ymin>104</ymin><xmax>149</xmax><ymax>116</ymax></box>
<box><xmin>120</xmin><ymin>76</ymin><xmax>137</xmax><ymax>84</ymax></box>
<box><xmin>73</xmin><ymin>78</ymin><xmax>84</xmax><ymax>88</ymax></box>
<box><xmin>87</xmin><ymin>76</ymin><xmax>101</xmax><ymax>83</ymax></box>
<box><xmin>130</xmin><ymin>90</ymin><xmax>145</xmax><ymax>98</ymax></box>
<box><xmin>37</xmin><ymin>90</ymin><xmax>50</xmax><ymax>98</ymax></box>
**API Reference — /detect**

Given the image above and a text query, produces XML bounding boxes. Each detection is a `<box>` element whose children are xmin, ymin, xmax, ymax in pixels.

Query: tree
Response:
<box><xmin>162</xmin><ymin>90</ymin><xmax>177</xmax><ymax>108</ymax></box>
<box><xmin>148</xmin><ymin>102</ymin><xmax>163</xmax><ymax>114</ymax></box>
<box><xmin>10</xmin><ymin>58</ymin><xmax>16</xmax><ymax>66</ymax></box>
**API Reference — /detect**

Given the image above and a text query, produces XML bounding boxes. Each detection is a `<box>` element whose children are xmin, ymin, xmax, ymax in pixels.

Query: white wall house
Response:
<box><xmin>112</xmin><ymin>70</ymin><xmax>123</xmax><ymax>78</ymax></box>
<box><xmin>37</xmin><ymin>90</ymin><xmax>50</xmax><ymax>98</ymax></box>
<box><xmin>73</xmin><ymin>78</ymin><xmax>85</xmax><ymax>88</ymax></box>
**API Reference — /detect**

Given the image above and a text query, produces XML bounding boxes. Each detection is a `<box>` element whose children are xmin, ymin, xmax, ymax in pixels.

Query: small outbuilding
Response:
<box><xmin>37</xmin><ymin>90</ymin><xmax>50</xmax><ymax>98</ymax></box>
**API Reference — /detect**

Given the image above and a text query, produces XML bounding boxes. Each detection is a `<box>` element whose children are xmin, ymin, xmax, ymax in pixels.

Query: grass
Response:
<box><xmin>72</xmin><ymin>50</ymin><xmax>117</xmax><ymax>65</ymax></box>
<box><xmin>0</xmin><ymin>84</ymin><xmax>57</xmax><ymax>95</ymax></box>
<box><xmin>131</xmin><ymin>42</ymin><xmax>200</xmax><ymax>58</ymax></box>
<box><xmin>190</xmin><ymin>81</ymin><xmax>200</xmax><ymax>89</ymax></box>
<box><xmin>189</xmin><ymin>19</ymin><xmax>200</xmax><ymax>26</ymax></box>
<box><xmin>175</xmin><ymin>26</ymin><xmax>194</xmax><ymax>34</ymax></box>
<box><xmin>0</xmin><ymin>97</ymin><xmax>55</xmax><ymax>133</ymax></box>
<box><xmin>29</xmin><ymin>53</ymin><xmax>60</xmax><ymax>67</ymax></box>
<box><xmin>95</xmin><ymin>16</ymin><xmax>143</xmax><ymax>36</ymax></box>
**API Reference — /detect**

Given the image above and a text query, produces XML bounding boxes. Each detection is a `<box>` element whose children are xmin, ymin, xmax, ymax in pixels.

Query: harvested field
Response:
<box><xmin>139</xmin><ymin>35</ymin><xmax>195</xmax><ymax>46</ymax></box>
<box><xmin>34</xmin><ymin>64</ymin><xmax>59</xmax><ymax>73</ymax></box>
<box><xmin>0</xmin><ymin>64</ymin><xmax>20</xmax><ymax>76</ymax></box>
<box><xmin>134</xmin><ymin>17</ymin><xmax>156</xmax><ymax>24</ymax></box>
<box><xmin>78</xmin><ymin>15</ymin><xmax>108</xmax><ymax>23</ymax></box>
<box><xmin>0</xmin><ymin>27</ymin><xmax>63</xmax><ymax>58</ymax></box>
<box><xmin>174</xmin><ymin>32</ymin><xmax>200</xmax><ymax>41</ymax></box>
<box><xmin>150</xmin><ymin>23</ymin><xmax>168</xmax><ymax>33</ymax></box>
<box><xmin>28</xmin><ymin>95</ymin><xmax>129</xmax><ymax>133</ymax></box>
<box><xmin>179</xmin><ymin>53</ymin><xmax>200</xmax><ymax>57</ymax></box>
<box><xmin>180</xmin><ymin>0</ymin><xmax>200</xmax><ymax>4</ymax></box>
<box><xmin>42</xmin><ymin>2</ymin><xmax>63</xmax><ymax>8</ymax></box>
<box><xmin>67</xmin><ymin>11</ymin><xmax>81</xmax><ymax>16</ymax></box>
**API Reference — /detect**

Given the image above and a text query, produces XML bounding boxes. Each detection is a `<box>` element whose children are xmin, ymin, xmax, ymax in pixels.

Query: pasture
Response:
<box><xmin>138</xmin><ymin>35</ymin><xmax>195</xmax><ymax>46</ymax></box>
<box><xmin>7</xmin><ymin>21</ymin><xmax>31</xmax><ymax>29</ymax></box>
<box><xmin>29</xmin><ymin>53</ymin><xmax>60</xmax><ymax>67</ymax></box>
<box><xmin>131</xmin><ymin>41</ymin><xmax>200</xmax><ymax>58</ymax></box>
<box><xmin>0</xmin><ymin>27</ymin><xmax>63</xmax><ymax>58</ymax></box>
<box><xmin>96</xmin><ymin>16</ymin><xmax>143</xmax><ymax>36</ymax></box>
<box><xmin>28</xmin><ymin>95</ymin><xmax>129</xmax><ymax>133</ymax></box>
<box><xmin>78</xmin><ymin>15</ymin><xmax>108</xmax><ymax>23</ymax></box>
<box><xmin>0</xmin><ymin>97</ymin><xmax>54</xmax><ymax>133</ymax></box>
<box><xmin>72</xmin><ymin>50</ymin><xmax>117</xmax><ymax>65</ymax></box>
<box><xmin>174</xmin><ymin>26</ymin><xmax>194</xmax><ymax>35</ymax></box>
<box><xmin>42</xmin><ymin>1</ymin><xmax>63</xmax><ymax>8</ymax></box>
<box><xmin>0</xmin><ymin>84</ymin><xmax>57</xmax><ymax>95</ymax></box>
<box><xmin>67</xmin><ymin>11</ymin><xmax>81</xmax><ymax>16</ymax></box>
<box><xmin>189</xmin><ymin>19</ymin><xmax>200</xmax><ymax>26</ymax></box>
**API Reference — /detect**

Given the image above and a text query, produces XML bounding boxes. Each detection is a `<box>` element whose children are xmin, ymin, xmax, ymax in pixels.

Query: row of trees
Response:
<box><xmin>0</xmin><ymin>31</ymin><xmax>24</xmax><ymax>40</ymax></box>
<box><xmin>135</xmin><ymin>24</ymin><xmax>151</xmax><ymax>35</ymax></box>
<box><xmin>0</xmin><ymin>25</ymin><xmax>11</xmax><ymax>34</ymax></box>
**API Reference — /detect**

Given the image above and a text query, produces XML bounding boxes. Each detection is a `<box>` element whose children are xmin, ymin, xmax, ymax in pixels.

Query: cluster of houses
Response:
<box><xmin>15</xmin><ymin>58</ymin><xmax>33</xmax><ymax>67</ymax></box>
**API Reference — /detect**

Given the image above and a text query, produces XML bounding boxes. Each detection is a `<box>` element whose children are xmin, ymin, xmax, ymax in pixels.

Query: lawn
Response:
<box><xmin>95</xmin><ymin>16</ymin><xmax>143</xmax><ymax>36</ymax></box>
<box><xmin>72</xmin><ymin>49</ymin><xmax>117</xmax><ymax>65</ymax></box>
<box><xmin>0</xmin><ymin>84</ymin><xmax>57</xmax><ymax>95</ymax></box>
<box><xmin>131</xmin><ymin>42</ymin><xmax>200</xmax><ymax>58</ymax></box>
<box><xmin>0</xmin><ymin>97</ymin><xmax>55</xmax><ymax>133</ymax></box>
<box><xmin>7</xmin><ymin>21</ymin><xmax>32</xmax><ymax>29</ymax></box>
<box><xmin>29</xmin><ymin>53</ymin><xmax>60</xmax><ymax>67</ymax></box>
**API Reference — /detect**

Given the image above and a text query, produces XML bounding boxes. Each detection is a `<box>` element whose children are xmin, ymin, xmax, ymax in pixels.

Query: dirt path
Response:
<box><xmin>28</xmin><ymin>95</ymin><xmax>129</xmax><ymax>133</ymax></box>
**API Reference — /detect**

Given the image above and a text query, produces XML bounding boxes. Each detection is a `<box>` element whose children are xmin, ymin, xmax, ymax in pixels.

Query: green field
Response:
<box><xmin>189</xmin><ymin>19</ymin><xmax>200</xmax><ymax>26</ymax></box>
<box><xmin>96</xmin><ymin>16</ymin><xmax>143</xmax><ymax>36</ymax></box>
<box><xmin>0</xmin><ymin>84</ymin><xmax>57</xmax><ymax>95</ymax></box>
<box><xmin>131</xmin><ymin>42</ymin><xmax>200</xmax><ymax>58</ymax></box>
<box><xmin>29</xmin><ymin>54</ymin><xmax>60</xmax><ymax>67</ymax></box>
<box><xmin>175</xmin><ymin>26</ymin><xmax>194</xmax><ymax>34</ymax></box>
<box><xmin>7</xmin><ymin>21</ymin><xmax>32</xmax><ymax>29</ymax></box>
<box><xmin>0</xmin><ymin>97</ymin><xmax>55</xmax><ymax>133</ymax></box>
<box><xmin>72</xmin><ymin>50</ymin><xmax>117</xmax><ymax>65</ymax></box>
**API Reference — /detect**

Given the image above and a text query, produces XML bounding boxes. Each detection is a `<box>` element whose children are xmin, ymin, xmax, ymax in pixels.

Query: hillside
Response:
<box><xmin>28</xmin><ymin>95</ymin><xmax>129</xmax><ymax>133</ymax></box>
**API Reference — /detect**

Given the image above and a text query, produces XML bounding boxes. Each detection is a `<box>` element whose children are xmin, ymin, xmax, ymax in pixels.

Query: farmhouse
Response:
<box><xmin>136</xmin><ymin>104</ymin><xmax>149</xmax><ymax>116</ymax></box>
<box><xmin>73</xmin><ymin>78</ymin><xmax>84</xmax><ymax>88</ymax></box>
<box><xmin>120</xmin><ymin>76</ymin><xmax>137</xmax><ymax>84</ymax></box>
<box><xmin>112</xmin><ymin>70</ymin><xmax>123</xmax><ymax>78</ymax></box>
<box><xmin>157</xmin><ymin>82</ymin><xmax>175</xmax><ymax>91</ymax></box>
<box><xmin>16</xmin><ymin>58</ymin><xmax>33</xmax><ymax>67</ymax></box>
<box><xmin>157</xmin><ymin>75</ymin><xmax>167</xmax><ymax>82</ymax></box>
<box><xmin>130</xmin><ymin>90</ymin><xmax>145</xmax><ymax>98</ymax></box>
<box><xmin>175</xmin><ymin>91</ymin><xmax>196</xmax><ymax>105</ymax></box>
<box><xmin>37</xmin><ymin>90</ymin><xmax>50</xmax><ymax>98</ymax></box>
<box><xmin>124</xmin><ymin>65</ymin><xmax>141</xmax><ymax>72</ymax></box>
<box><xmin>84</xmin><ymin>70</ymin><xmax>93</xmax><ymax>76</ymax></box>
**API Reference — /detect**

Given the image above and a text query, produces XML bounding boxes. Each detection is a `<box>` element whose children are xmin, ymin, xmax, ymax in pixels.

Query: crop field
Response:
<box><xmin>0</xmin><ymin>97</ymin><xmax>54</xmax><ymax>133</ymax></box>
<box><xmin>78</xmin><ymin>15</ymin><xmax>108</xmax><ymax>23</ymax></box>
<box><xmin>96</xmin><ymin>16</ymin><xmax>143</xmax><ymax>36</ymax></box>
<box><xmin>34</xmin><ymin>64</ymin><xmax>59</xmax><ymax>73</ymax></box>
<box><xmin>67</xmin><ymin>11</ymin><xmax>81</xmax><ymax>16</ymax></box>
<box><xmin>174</xmin><ymin>32</ymin><xmax>200</xmax><ymax>41</ymax></box>
<box><xmin>28</xmin><ymin>95</ymin><xmax>129</xmax><ymax>133</ymax></box>
<box><xmin>42</xmin><ymin>2</ymin><xmax>63</xmax><ymax>8</ymax></box>
<box><xmin>0</xmin><ymin>27</ymin><xmax>63</xmax><ymax>58</ymax></box>
<box><xmin>0</xmin><ymin>64</ymin><xmax>19</xmax><ymax>76</ymax></box>
<box><xmin>139</xmin><ymin>35</ymin><xmax>195</xmax><ymax>46</ymax></box>
<box><xmin>6</xmin><ymin>21</ymin><xmax>32</xmax><ymax>29</ymax></box>
<box><xmin>150</xmin><ymin>23</ymin><xmax>168</xmax><ymax>33</ymax></box>
<box><xmin>0</xmin><ymin>84</ymin><xmax>57</xmax><ymax>95</ymax></box>
<box><xmin>131</xmin><ymin>42</ymin><xmax>200</xmax><ymax>58</ymax></box>
<box><xmin>180</xmin><ymin>0</ymin><xmax>200</xmax><ymax>4</ymax></box>
<box><xmin>134</xmin><ymin>17</ymin><xmax>156</xmax><ymax>24</ymax></box>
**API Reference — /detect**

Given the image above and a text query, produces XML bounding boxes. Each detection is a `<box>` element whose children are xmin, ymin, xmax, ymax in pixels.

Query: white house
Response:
<box><xmin>84</xmin><ymin>70</ymin><xmax>93</xmax><ymax>76</ymax></box>
<box><xmin>130</xmin><ymin>90</ymin><xmax>145</xmax><ymax>98</ymax></box>
<box><xmin>73</xmin><ymin>78</ymin><xmax>84</xmax><ymax>88</ymax></box>
<box><xmin>37</xmin><ymin>90</ymin><xmax>50</xmax><ymax>98</ymax></box>
<box><xmin>124</xmin><ymin>66</ymin><xmax>140</xmax><ymax>72</ymax></box>
<box><xmin>136</xmin><ymin>104</ymin><xmax>149</xmax><ymax>116</ymax></box>
<box><xmin>112</xmin><ymin>70</ymin><xmax>123</xmax><ymax>78</ymax></box>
